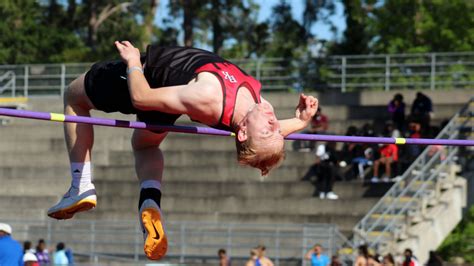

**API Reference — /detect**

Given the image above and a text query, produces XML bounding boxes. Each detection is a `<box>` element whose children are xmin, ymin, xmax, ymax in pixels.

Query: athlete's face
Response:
<box><xmin>239</xmin><ymin>101</ymin><xmax>284</xmax><ymax>152</ymax></box>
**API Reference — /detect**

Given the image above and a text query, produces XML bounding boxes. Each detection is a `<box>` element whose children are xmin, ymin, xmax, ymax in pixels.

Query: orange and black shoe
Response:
<box><xmin>47</xmin><ymin>184</ymin><xmax>97</xmax><ymax>220</ymax></box>
<box><xmin>139</xmin><ymin>199</ymin><xmax>168</xmax><ymax>260</ymax></box>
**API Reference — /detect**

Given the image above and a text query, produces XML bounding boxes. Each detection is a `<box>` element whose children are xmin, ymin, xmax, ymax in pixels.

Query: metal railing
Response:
<box><xmin>1</xmin><ymin>51</ymin><xmax>473</xmax><ymax>96</ymax></box>
<box><xmin>352</xmin><ymin>97</ymin><xmax>473</xmax><ymax>251</ymax></box>
<box><xmin>0</xmin><ymin>70</ymin><xmax>16</xmax><ymax>97</ymax></box>
<box><xmin>4</xmin><ymin>219</ymin><xmax>350</xmax><ymax>265</ymax></box>
<box><xmin>327</xmin><ymin>52</ymin><xmax>474</xmax><ymax>92</ymax></box>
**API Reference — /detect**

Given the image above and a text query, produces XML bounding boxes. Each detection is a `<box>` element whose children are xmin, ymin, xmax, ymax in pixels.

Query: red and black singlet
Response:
<box><xmin>143</xmin><ymin>46</ymin><xmax>262</xmax><ymax>131</ymax></box>
<box><xmin>195</xmin><ymin>62</ymin><xmax>261</xmax><ymax>130</ymax></box>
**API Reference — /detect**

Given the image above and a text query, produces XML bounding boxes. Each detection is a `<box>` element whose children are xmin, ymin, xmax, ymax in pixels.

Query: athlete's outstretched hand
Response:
<box><xmin>115</xmin><ymin>41</ymin><xmax>141</xmax><ymax>66</ymax></box>
<box><xmin>294</xmin><ymin>93</ymin><xmax>318</xmax><ymax>123</ymax></box>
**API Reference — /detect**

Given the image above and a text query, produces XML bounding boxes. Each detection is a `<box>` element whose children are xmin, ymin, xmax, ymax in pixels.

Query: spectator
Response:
<box><xmin>53</xmin><ymin>242</ymin><xmax>69</xmax><ymax>266</ymax></box>
<box><xmin>218</xmin><ymin>248</ymin><xmax>231</xmax><ymax>266</ymax></box>
<box><xmin>410</xmin><ymin>92</ymin><xmax>433</xmax><ymax>133</ymax></box>
<box><xmin>371</xmin><ymin>143</ymin><xmax>398</xmax><ymax>183</ymax></box>
<box><xmin>305</xmin><ymin>244</ymin><xmax>330</xmax><ymax>266</ymax></box>
<box><xmin>388</xmin><ymin>93</ymin><xmax>406</xmax><ymax>132</ymax></box>
<box><xmin>24</xmin><ymin>252</ymin><xmax>39</xmax><ymax>266</ymax></box>
<box><xmin>330</xmin><ymin>255</ymin><xmax>342</xmax><ymax>266</ymax></box>
<box><xmin>256</xmin><ymin>245</ymin><xmax>274</xmax><ymax>266</ymax></box>
<box><xmin>405</xmin><ymin>121</ymin><xmax>422</xmax><ymax>160</ymax></box>
<box><xmin>0</xmin><ymin>223</ymin><xmax>23</xmax><ymax>266</ymax></box>
<box><xmin>23</xmin><ymin>241</ymin><xmax>39</xmax><ymax>266</ymax></box>
<box><xmin>382</xmin><ymin>253</ymin><xmax>395</xmax><ymax>266</ymax></box>
<box><xmin>294</xmin><ymin>106</ymin><xmax>329</xmax><ymax>151</ymax></box>
<box><xmin>245</xmin><ymin>249</ymin><xmax>258</xmax><ymax>266</ymax></box>
<box><xmin>426</xmin><ymin>251</ymin><xmax>443</xmax><ymax>266</ymax></box>
<box><xmin>35</xmin><ymin>239</ymin><xmax>50</xmax><ymax>266</ymax></box>
<box><xmin>402</xmin><ymin>249</ymin><xmax>419</xmax><ymax>266</ymax></box>
<box><xmin>383</xmin><ymin>121</ymin><xmax>401</xmax><ymax>138</ymax></box>
<box><xmin>354</xmin><ymin>245</ymin><xmax>380</xmax><ymax>266</ymax></box>
<box><xmin>65</xmin><ymin>247</ymin><xmax>75</xmax><ymax>266</ymax></box>
<box><xmin>428</xmin><ymin>145</ymin><xmax>446</xmax><ymax>161</ymax></box>
<box><xmin>301</xmin><ymin>142</ymin><xmax>339</xmax><ymax>199</ymax></box>
<box><xmin>351</xmin><ymin>147</ymin><xmax>374</xmax><ymax>180</ymax></box>
<box><xmin>309</xmin><ymin>107</ymin><xmax>329</xmax><ymax>134</ymax></box>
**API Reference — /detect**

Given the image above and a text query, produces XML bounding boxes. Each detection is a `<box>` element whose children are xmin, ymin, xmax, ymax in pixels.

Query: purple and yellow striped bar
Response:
<box><xmin>0</xmin><ymin>107</ymin><xmax>473</xmax><ymax>146</ymax></box>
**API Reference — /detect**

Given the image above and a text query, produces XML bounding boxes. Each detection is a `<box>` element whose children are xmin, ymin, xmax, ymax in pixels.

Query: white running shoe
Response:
<box><xmin>370</xmin><ymin>177</ymin><xmax>380</xmax><ymax>183</ymax></box>
<box><xmin>47</xmin><ymin>183</ymin><xmax>97</xmax><ymax>220</ymax></box>
<box><xmin>319</xmin><ymin>192</ymin><xmax>326</xmax><ymax>199</ymax></box>
<box><xmin>139</xmin><ymin>199</ymin><xmax>168</xmax><ymax>260</ymax></box>
<box><xmin>326</xmin><ymin>191</ymin><xmax>339</xmax><ymax>200</ymax></box>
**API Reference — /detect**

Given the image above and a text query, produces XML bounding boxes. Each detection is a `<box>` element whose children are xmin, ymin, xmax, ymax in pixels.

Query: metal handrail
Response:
<box><xmin>368</xmin><ymin>147</ymin><xmax>458</xmax><ymax>248</ymax></box>
<box><xmin>1</xmin><ymin>51</ymin><xmax>474</xmax><ymax>95</ymax></box>
<box><xmin>352</xmin><ymin>97</ymin><xmax>472</xmax><ymax>248</ymax></box>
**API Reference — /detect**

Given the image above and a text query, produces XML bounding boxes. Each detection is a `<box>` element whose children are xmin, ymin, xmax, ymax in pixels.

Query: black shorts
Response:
<box><xmin>84</xmin><ymin>60</ymin><xmax>181</xmax><ymax>126</ymax></box>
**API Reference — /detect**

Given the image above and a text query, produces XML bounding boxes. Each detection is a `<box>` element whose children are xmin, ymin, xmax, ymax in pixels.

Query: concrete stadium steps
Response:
<box><xmin>0</xmin><ymin>167</ymin><xmax>367</xmax><ymax>199</ymax></box>
<box><xmin>0</xmin><ymin>209</ymin><xmax>46</xmax><ymax>221</ymax></box>
<box><xmin>79</xmin><ymin>211</ymin><xmax>361</xmax><ymax>235</ymax></box>
<box><xmin>93</xmin><ymin>180</ymin><xmax>368</xmax><ymax>199</ymax></box>
<box><xmin>109</xmin><ymin>150</ymin><xmax>316</xmax><ymax>167</ymax></box>
<box><xmin>0</xmin><ymin>165</ymin><xmax>312</xmax><ymax>183</ymax></box>
<box><xmin>90</xmin><ymin>196</ymin><xmax>378</xmax><ymax>216</ymax></box>
<box><xmin>0</xmin><ymin>195</ymin><xmax>57</xmax><ymax>210</ymax></box>
<box><xmin>0</xmin><ymin>149</ymin><xmax>317</xmax><ymax>168</ymax></box>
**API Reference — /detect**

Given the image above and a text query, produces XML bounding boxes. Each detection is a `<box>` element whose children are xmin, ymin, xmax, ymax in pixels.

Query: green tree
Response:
<box><xmin>0</xmin><ymin>0</ymin><xmax>87</xmax><ymax>63</ymax></box>
<box><xmin>333</xmin><ymin>0</ymin><xmax>373</xmax><ymax>55</ymax></box>
<box><xmin>368</xmin><ymin>0</ymin><xmax>474</xmax><ymax>53</ymax></box>
<box><xmin>265</xmin><ymin>1</ymin><xmax>308</xmax><ymax>59</ymax></box>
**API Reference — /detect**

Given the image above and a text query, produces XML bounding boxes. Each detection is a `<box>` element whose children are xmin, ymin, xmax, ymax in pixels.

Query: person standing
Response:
<box><xmin>0</xmin><ymin>223</ymin><xmax>23</xmax><ymax>266</ymax></box>
<box><xmin>53</xmin><ymin>242</ymin><xmax>69</xmax><ymax>266</ymax></box>
<box><xmin>256</xmin><ymin>245</ymin><xmax>274</xmax><ymax>266</ymax></box>
<box><xmin>35</xmin><ymin>239</ymin><xmax>50</xmax><ymax>266</ymax></box>
<box><xmin>218</xmin><ymin>248</ymin><xmax>231</xmax><ymax>266</ymax></box>
<box><xmin>354</xmin><ymin>245</ymin><xmax>380</xmax><ymax>266</ymax></box>
<box><xmin>388</xmin><ymin>93</ymin><xmax>406</xmax><ymax>133</ymax></box>
<box><xmin>410</xmin><ymin>92</ymin><xmax>433</xmax><ymax>134</ymax></box>
<box><xmin>305</xmin><ymin>244</ymin><xmax>330</xmax><ymax>266</ymax></box>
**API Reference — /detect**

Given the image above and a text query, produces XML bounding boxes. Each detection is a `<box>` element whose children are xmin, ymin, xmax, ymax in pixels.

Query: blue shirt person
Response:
<box><xmin>305</xmin><ymin>244</ymin><xmax>330</xmax><ymax>266</ymax></box>
<box><xmin>0</xmin><ymin>223</ymin><xmax>23</xmax><ymax>266</ymax></box>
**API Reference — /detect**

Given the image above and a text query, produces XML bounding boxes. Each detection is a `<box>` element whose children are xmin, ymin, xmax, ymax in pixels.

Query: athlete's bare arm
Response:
<box><xmin>115</xmin><ymin>41</ymin><xmax>220</xmax><ymax>123</ymax></box>
<box><xmin>263</xmin><ymin>93</ymin><xmax>318</xmax><ymax>137</ymax></box>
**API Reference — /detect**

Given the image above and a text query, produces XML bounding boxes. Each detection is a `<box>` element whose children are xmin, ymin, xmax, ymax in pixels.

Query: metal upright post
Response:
<box><xmin>90</xmin><ymin>221</ymin><xmax>95</xmax><ymax>262</ymax></box>
<box><xmin>275</xmin><ymin>227</ymin><xmax>280</xmax><ymax>266</ymax></box>
<box><xmin>385</xmin><ymin>55</ymin><xmax>391</xmax><ymax>91</ymax></box>
<box><xmin>256</xmin><ymin>59</ymin><xmax>262</xmax><ymax>81</ymax></box>
<box><xmin>61</xmin><ymin>64</ymin><xmax>66</xmax><ymax>96</ymax></box>
<box><xmin>12</xmin><ymin>74</ymin><xmax>16</xmax><ymax>97</ymax></box>
<box><xmin>302</xmin><ymin>227</ymin><xmax>308</xmax><ymax>266</ymax></box>
<box><xmin>430</xmin><ymin>54</ymin><xmax>436</xmax><ymax>90</ymax></box>
<box><xmin>134</xmin><ymin>223</ymin><xmax>140</xmax><ymax>261</ymax></box>
<box><xmin>24</xmin><ymin>65</ymin><xmax>29</xmax><ymax>97</ymax></box>
<box><xmin>227</xmin><ymin>226</ymin><xmax>233</xmax><ymax>259</ymax></box>
<box><xmin>180</xmin><ymin>223</ymin><xmax>186</xmax><ymax>263</ymax></box>
<box><xmin>341</xmin><ymin>57</ymin><xmax>347</xmax><ymax>93</ymax></box>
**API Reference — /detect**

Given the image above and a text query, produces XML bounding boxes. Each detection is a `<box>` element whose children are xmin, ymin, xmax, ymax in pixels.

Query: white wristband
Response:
<box><xmin>127</xmin><ymin>66</ymin><xmax>144</xmax><ymax>75</ymax></box>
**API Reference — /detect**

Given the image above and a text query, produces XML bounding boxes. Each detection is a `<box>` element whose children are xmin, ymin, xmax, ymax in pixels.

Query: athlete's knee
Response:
<box><xmin>132</xmin><ymin>130</ymin><xmax>166</xmax><ymax>150</ymax></box>
<box><xmin>64</xmin><ymin>74</ymin><xmax>93</xmax><ymax>111</ymax></box>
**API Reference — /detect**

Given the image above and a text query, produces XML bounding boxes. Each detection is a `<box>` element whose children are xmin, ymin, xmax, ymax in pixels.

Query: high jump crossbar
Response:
<box><xmin>0</xmin><ymin>107</ymin><xmax>473</xmax><ymax>146</ymax></box>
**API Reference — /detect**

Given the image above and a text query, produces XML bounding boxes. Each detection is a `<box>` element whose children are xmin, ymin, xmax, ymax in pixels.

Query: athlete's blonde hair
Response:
<box><xmin>235</xmin><ymin>138</ymin><xmax>285</xmax><ymax>176</ymax></box>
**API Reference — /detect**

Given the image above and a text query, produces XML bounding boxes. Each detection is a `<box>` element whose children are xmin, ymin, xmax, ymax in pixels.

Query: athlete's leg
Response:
<box><xmin>63</xmin><ymin>74</ymin><xmax>96</xmax><ymax>162</ymax></box>
<box><xmin>48</xmin><ymin>74</ymin><xmax>98</xmax><ymax>219</ymax></box>
<box><xmin>132</xmin><ymin>129</ymin><xmax>168</xmax><ymax>260</ymax></box>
